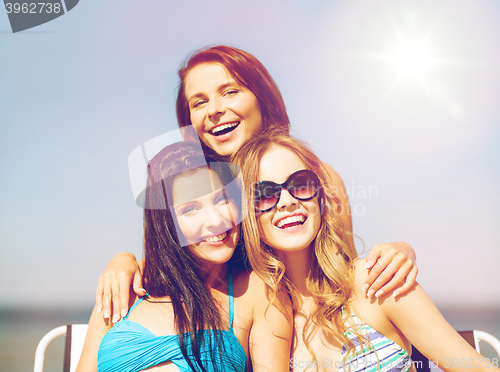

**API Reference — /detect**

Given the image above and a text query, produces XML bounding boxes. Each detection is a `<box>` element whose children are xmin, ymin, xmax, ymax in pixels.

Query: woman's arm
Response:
<box><xmin>323</xmin><ymin>163</ymin><xmax>418</xmax><ymax>298</ymax></box>
<box><xmin>75</xmin><ymin>306</ymin><xmax>113</xmax><ymax>372</ymax></box>
<box><xmin>381</xmin><ymin>283</ymin><xmax>499</xmax><ymax>371</ymax></box>
<box><xmin>96</xmin><ymin>253</ymin><xmax>145</xmax><ymax>322</ymax></box>
<box><xmin>248</xmin><ymin>273</ymin><xmax>293</xmax><ymax>372</ymax></box>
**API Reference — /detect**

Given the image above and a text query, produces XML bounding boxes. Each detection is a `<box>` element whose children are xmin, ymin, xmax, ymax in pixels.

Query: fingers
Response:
<box><xmin>118</xmin><ymin>272</ymin><xmax>134</xmax><ymax>320</ymax></box>
<box><xmin>98</xmin><ymin>272</ymin><xmax>121</xmax><ymax>323</ymax></box>
<box><xmin>95</xmin><ymin>277</ymin><xmax>104</xmax><ymax>314</ymax></box>
<box><xmin>364</xmin><ymin>244</ymin><xmax>383</xmax><ymax>269</ymax></box>
<box><xmin>100</xmin><ymin>273</ymin><xmax>113</xmax><ymax>321</ymax></box>
<box><xmin>364</xmin><ymin>249</ymin><xmax>405</xmax><ymax>297</ymax></box>
<box><xmin>132</xmin><ymin>270</ymin><xmax>146</xmax><ymax>297</ymax></box>
<box><xmin>110</xmin><ymin>275</ymin><xmax>121</xmax><ymax>324</ymax></box>
<box><xmin>393</xmin><ymin>241</ymin><xmax>417</xmax><ymax>264</ymax></box>
<box><xmin>95</xmin><ymin>253</ymin><xmax>141</xmax><ymax>322</ymax></box>
<box><xmin>392</xmin><ymin>266</ymin><xmax>418</xmax><ymax>298</ymax></box>
<box><xmin>369</xmin><ymin>260</ymin><xmax>414</xmax><ymax>298</ymax></box>
<box><xmin>116</xmin><ymin>270</ymin><xmax>146</xmax><ymax>320</ymax></box>
<box><xmin>363</xmin><ymin>241</ymin><xmax>419</xmax><ymax>297</ymax></box>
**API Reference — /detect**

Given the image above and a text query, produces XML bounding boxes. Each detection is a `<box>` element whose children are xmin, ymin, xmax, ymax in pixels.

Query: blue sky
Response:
<box><xmin>1</xmin><ymin>0</ymin><xmax>499</xmax><ymax>309</ymax></box>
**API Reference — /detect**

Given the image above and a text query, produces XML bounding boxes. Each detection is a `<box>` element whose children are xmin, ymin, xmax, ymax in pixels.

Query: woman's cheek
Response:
<box><xmin>217</xmin><ymin>202</ymin><xmax>239</xmax><ymax>226</ymax></box>
<box><xmin>177</xmin><ymin>215</ymin><xmax>199</xmax><ymax>245</ymax></box>
<box><xmin>190</xmin><ymin>111</ymin><xmax>204</xmax><ymax>133</ymax></box>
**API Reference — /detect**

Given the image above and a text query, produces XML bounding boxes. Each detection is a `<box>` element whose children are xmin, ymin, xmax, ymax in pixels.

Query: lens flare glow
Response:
<box><xmin>392</xmin><ymin>43</ymin><xmax>431</xmax><ymax>78</ymax></box>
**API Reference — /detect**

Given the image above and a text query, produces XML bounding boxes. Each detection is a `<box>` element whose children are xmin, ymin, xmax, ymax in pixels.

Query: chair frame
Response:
<box><xmin>33</xmin><ymin>324</ymin><xmax>88</xmax><ymax>372</ymax></box>
<box><xmin>412</xmin><ymin>330</ymin><xmax>500</xmax><ymax>372</ymax></box>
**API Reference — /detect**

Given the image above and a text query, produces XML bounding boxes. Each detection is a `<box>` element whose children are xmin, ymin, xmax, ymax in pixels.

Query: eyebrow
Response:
<box><xmin>173</xmin><ymin>200</ymin><xmax>197</xmax><ymax>212</ymax></box>
<box><xmin>187</xmin><ymin>82</ymin><xmax>238</xmax><ymax>103</ymax></box>
<box><xmin>174</xmin><ymin>188</ymin><xmax>225</xmax><ymax>209</ymax></box>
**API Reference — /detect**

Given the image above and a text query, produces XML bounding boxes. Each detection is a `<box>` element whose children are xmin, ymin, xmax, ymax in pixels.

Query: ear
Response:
<box><xmin>319</xmin><ymin>188</ymin><xmax>327</xmax><ymax>217</ymax></box>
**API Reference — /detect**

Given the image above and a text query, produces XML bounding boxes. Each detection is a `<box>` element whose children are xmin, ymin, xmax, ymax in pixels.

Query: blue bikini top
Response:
<box><xmin>97</xmin><ymin>271</ymin><xmax>247</xmax><ymax>372</ymax></box>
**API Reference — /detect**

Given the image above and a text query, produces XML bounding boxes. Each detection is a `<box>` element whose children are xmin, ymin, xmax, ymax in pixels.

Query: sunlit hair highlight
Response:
<box><xmin>176</xmin><ymin>45</ymin><xmax>290</xmax><ymax>136</ymax></box>
<box><xmin>232</xmin><ymin>131</ymin><xmax>369</xmax><ymax>364</ymax></box>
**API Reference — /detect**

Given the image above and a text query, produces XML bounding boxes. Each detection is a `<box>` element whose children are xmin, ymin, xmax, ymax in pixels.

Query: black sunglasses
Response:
<box><xmin>253</xmin><ymin>170</ymin><xmax>321</xmax><ymax>213</ymax></box>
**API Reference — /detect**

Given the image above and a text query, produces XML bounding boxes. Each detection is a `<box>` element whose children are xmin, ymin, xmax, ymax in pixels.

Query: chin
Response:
<box><xmin>203</xmin><ymin>247</ymin><xmax>236</xmax><ymax>264</ymax></box>
<box><xmin>215</xmin><ymin>142</ymin><xmax>240</xmax><ymax>157</ymax></box>
<box><xmin>268</xmin><ymin>236</ymin><xmax>314</xmax><ymax>253</ymax></box>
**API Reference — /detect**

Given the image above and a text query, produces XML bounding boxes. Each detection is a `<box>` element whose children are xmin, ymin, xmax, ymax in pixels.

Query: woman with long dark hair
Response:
<box><xmin>76</xmin><ymin>141</ymin><xmax>291</xmax><ymax>372</ymax></box>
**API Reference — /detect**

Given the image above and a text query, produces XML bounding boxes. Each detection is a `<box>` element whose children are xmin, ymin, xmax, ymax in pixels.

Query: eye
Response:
<box><xmin>224</xmin><ymin>89</ymin><xmax>239</xmax><ymax>97</ymax></box>
<box><xmin>179</xmin><ymin>205</ymin><xmax>199</xmax><ymax>216</ymax></box>
<box><xmin>215</xmin><ymin>193</ymin><xmax>229</xmax><ymax>205</ymax></box>
<box><xmin>191</xmin><ymin>99</ymin><xmax>207</xmax><ymax>109</ymax></box>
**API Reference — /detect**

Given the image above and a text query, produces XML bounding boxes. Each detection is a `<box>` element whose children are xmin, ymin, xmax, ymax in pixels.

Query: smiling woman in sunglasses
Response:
<box><xmin>253</xmin><ymin>170</ymin><xmax>321</xmax><ymax>214</ymax></box>
<box><xmin>234</xmin><ymin>131</ymin><xmax>499</xmax><ymax>372</ymax></box>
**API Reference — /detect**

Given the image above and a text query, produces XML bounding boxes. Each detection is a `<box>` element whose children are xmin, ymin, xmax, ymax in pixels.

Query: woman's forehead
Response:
<box><xmin>258</xmin><ymin>145</ymin><xmax>306</xmax><ymax>183</ymax></box>
<box><xmin>172</xmin><ymin>167</ymin><xmax>223</xmax><ymax>205</ymax></box>
<box><xmin>185</xmin><ymin>63</ymin><xmax>236</xmax><ymax>96</ymax></box>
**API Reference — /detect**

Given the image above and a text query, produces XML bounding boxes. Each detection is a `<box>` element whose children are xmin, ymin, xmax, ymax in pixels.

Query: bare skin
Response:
<box><xmin>79</xmin><ymin>268</ymin><xmax>292</xmax><ymax>372</ymax></box>
<box><xmin>290</xmin><ymin>258</ymin><xmax>497</xmax><ymax>372</ymax></box>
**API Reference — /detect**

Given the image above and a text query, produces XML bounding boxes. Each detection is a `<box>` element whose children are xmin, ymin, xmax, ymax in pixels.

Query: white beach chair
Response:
<box><xmin>33</xmin><ymin>324</ymin><xmax>88</xmax><ymax>372</ymax></box>
<box><xmin>458</xmin><ymin>330</ymin><xmax>500</xmax><ymax>354</ymax></box>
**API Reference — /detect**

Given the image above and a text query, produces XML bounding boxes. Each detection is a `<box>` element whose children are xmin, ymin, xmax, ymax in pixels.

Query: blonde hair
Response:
<box><xmin>232</xmin><ymin>131</ymin><xmax>368</xmax><ymax>364</ymax></box>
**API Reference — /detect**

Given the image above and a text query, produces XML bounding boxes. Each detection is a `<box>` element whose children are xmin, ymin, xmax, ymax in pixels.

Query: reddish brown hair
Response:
<box><xmin>176</xmin><ymin>45</ymin><xmax>290</xmax><ymax>135</ymax></box>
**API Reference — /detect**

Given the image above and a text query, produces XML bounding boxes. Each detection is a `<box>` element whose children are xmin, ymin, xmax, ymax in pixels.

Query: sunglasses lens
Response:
<box><xmin>253</xmin><ymin>171</ymin><xmax>320</xmax><ymax>212</ymax></box>
<box><xmin>288</xmin><ymin>171</ymin><xmax>319</xmax><ymax>200</ymax></box>
<box><xmin>254</xmin><ymin>182</ymin><xmax>280</xmax><ymax>212</ymax></box>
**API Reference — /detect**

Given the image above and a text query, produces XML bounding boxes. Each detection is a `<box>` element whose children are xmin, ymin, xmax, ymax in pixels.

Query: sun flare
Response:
<box><xmin>392</xmin><ymin>43</ymin><xmax>431</xmax><ymax>79</ymax></box>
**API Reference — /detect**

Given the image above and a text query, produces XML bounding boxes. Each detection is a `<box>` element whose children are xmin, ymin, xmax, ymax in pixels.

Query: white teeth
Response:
<box><xmin>211</xmin><ymin>122</ymin><xmax>239</xmax><ymax>134</ymax></box>
<box><xmin>276</xmin><ymin>215</ymin><xmax>305</xmax><ymax>229</ymax></box>
<box><xmin>204</xmin><ymin>231</ymin><xmax>228</xmax><ymax>243</ymax></box>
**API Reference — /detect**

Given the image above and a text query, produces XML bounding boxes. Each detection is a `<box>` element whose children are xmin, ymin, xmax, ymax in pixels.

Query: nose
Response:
<box><xmin>276</xmin><ymin>188</ymin><xmax>297</xmax><ymax>210</ymax></box>
<box><xmin>203</xmin><ymin>204</ymin><xmax>226</xmax><ymax>230</ymax></box>
<box><xmin>207</xmin><ymin>96</ymin><xmax>226</xmax><ymax>119</ymax></box>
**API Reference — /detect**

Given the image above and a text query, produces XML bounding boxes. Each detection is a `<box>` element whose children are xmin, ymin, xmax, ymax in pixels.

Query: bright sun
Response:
<box><xmin>392</xmin><ymin>43</ymin><xmax>431</xmax><ymax>79</ymax></box>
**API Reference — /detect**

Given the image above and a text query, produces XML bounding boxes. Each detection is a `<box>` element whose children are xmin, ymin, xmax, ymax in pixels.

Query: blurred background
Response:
<box><xmin>1</xmin><ymin>0</ymin><xmax>499</xmax><ymax>370</ymax></box>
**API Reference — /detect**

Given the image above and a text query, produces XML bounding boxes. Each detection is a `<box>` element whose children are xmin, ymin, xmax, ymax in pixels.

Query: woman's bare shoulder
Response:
<box><xmin>352</xmin><ymin>259</ymin><xmax>368</xmax><ymax>288</ymax></box>
<box><xmin>351</xmin><ymin>259</ymin><xmax>398</xmax><ymax>324</ymax></box>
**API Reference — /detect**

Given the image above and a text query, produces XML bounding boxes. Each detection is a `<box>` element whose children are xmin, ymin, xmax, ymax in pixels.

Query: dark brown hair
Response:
<box><xmin>143</xmin><ymin>141</ymin><xmax>245</xmax><ymax>371</ymax></box>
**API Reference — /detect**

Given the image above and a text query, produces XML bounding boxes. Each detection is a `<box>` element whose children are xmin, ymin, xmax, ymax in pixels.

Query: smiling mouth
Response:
<box><xmin>203</xmin><ymin>231</ymin><xmax>228</xmax><ymax>243</ymax></box>
<box><xmin>275</xmin><ymin>215</ymin><xmax>306</xmax><ymax>229</ymax></box>
<box><xmin>210</xmin><ymin>122</ymin><xmax>240</xmax><ymax>136</ymax></box>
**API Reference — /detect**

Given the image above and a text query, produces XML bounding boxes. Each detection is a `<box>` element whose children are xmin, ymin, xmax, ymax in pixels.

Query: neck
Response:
<box><xmin>201</xmin><ymin>262</ymin><xmax>228</xmax><ymax>291</ymax></box>
<box><xmin>275</xmin><ymin>245</ymin><xmax>313</xmax><ymax>297</ymax></box>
